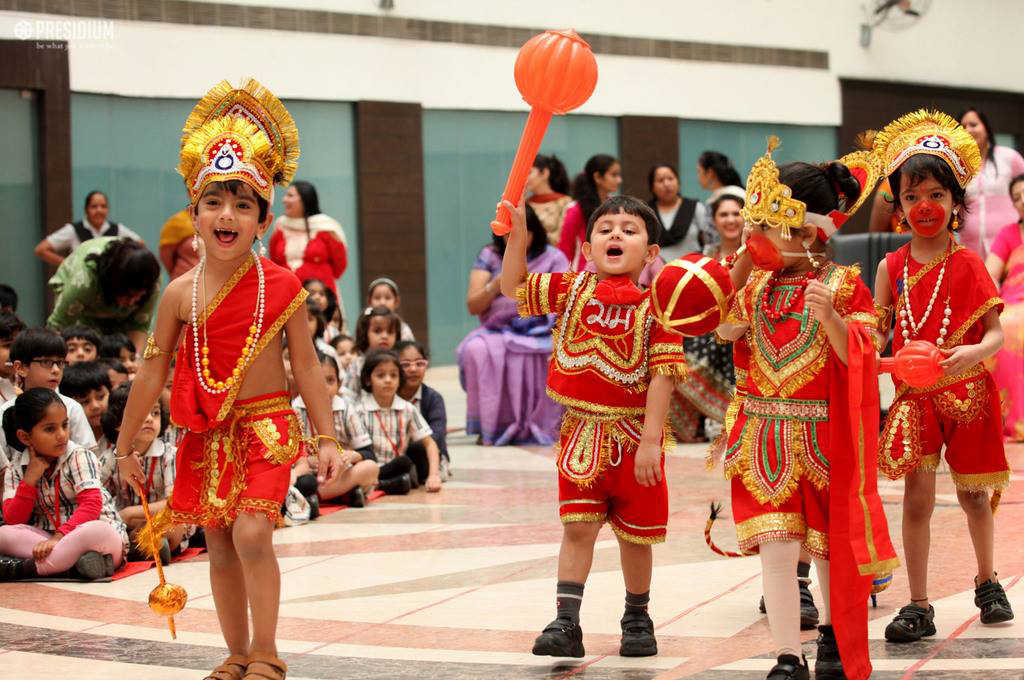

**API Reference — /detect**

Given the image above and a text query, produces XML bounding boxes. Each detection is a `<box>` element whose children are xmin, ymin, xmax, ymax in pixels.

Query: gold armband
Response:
<box><xmin>874</xmin><ymin>303</ymin><xmax>893</xmax><ymax>335</ymax></box>
<box><xmin>143</xmin><ymin>334</ymin><xmax>173</xmax><ymax>360</ymax></box>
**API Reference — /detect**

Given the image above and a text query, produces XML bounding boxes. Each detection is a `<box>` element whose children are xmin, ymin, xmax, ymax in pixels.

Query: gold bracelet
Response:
<box><xmin>308</xmin><ymin>434</ymin><xmax>341</xmax><ymax>449</ymax></box>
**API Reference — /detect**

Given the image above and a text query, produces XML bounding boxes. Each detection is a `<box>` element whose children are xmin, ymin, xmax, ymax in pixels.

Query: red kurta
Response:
<box><xmin>880</xmin><ymin>243</ymin><xmax>1009</xmax><ymax>490</ymax></box>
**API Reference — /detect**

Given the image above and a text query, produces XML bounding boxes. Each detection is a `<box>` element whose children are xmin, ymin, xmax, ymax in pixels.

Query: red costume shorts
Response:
<box><xmin>880</xmin><ymin>368</ymin><xmax>1009</xmax><ymax>492</ymax></box>
<box><xmin>730</xmin><ymin>476</ymin><xmax>830</xmax><ymax>560</ymax></box>
<box><xmin>557</xmin><ymin>416</ymin><xmax>669</xmax><ymax>545</ymax></box>
<box><xmin>170</xmin><ymin>392</ymin><xmax>302</xmax><ymax>527</ymax></box>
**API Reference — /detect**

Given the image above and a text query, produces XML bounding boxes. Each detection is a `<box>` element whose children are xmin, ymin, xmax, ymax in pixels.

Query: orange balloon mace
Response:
<box><xmin>491</xmin><ymin>29</ymin><xmax>599</xmax><ymax>235</ymax></box>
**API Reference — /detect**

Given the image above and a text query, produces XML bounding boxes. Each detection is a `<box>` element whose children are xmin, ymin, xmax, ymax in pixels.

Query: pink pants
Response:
<box><xmin>0</xmin><ymin>521</ymin><xmax>124</xmax><ymax>575</ymax></box>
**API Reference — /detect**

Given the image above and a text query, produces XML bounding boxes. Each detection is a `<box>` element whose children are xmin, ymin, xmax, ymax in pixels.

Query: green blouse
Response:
<box><xmin>47</xmin><ymin>236</ymin><xmax>159</xmax><ymax>335</ymax></box>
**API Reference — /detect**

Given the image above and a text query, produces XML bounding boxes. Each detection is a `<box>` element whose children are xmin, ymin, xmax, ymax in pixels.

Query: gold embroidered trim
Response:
<box><xmin>251</xmin><ymin>413</ymin><xmax>301</xmax><ymax>465</ymax></box>
<box><xmin>874</xmin><ymin>303</ymin><xmax>893</xmax><ymax>334</ymax></box>
<box><xmin>934</xmin><ymin>378</ymin><xmax>988</xmax><ymax>423</ymax></box>
<box><xmin>610</xmin><ymin>521</ymin><xmax>666</xmax><ymax>545</ymax></box>
<box><xmin>736</xmin><ymin>512</ymin><xmax>806</xmax><ymax>551</ymax></box>
<box><xmin>548</xmin><ymin>390</ymin><xmax>647</xmax><ymax>418</ymax></box>
<box><xmin>918</xmin><ymin>453</ymin><xmax>940</xmax><ymax>471</ymax></box>
<box><xmin>559</xmin><ymin>498</ymin><xmax>606</xmax><ymax>507</ymax></box>
<box><xmin>560</xmin><ymin>512</ymin><xmax>605</xmax><ymax>524</ymax></box>
<box><xmin>944</xmin><ymin>296</ymin><xmax>1003</xmax><ymax>348</ymax></box>
<box><xmin>895</xmin><ymin>363</ymin><xmax>987</xmax><ymax>399</ymax></box>
<box><xmin>804</xmin><ymin>526</ymin><xmax>829</xmax><ymax>561</ymax></box>
<box><xmin>196</xmin><ymin>258</ymin><xmax>253</xmax><ymax>328</ymax></box>
<box><xmin>650</xmin><ymin>361</ymin><xmax>688</xmax><ymax>381</ymax></box>
<box><xmin>950</xmin><ymin>469</ymin><xmax>1010</xmax><ymax>492</ymax></box>
<box><xmin>857</xmin><ymin>557</ymin><xmax>902</xmax><ymax>577</ymax></box>
<box><xmin>879</xmin><ymin>398</ymin><xmax>924</xmax><ymax>479</ymax></box>
<box><xmin>612</xmin><ymin>512</ymin><xmax>667</xmax><ymax>532</ymax></box>
<box><xmin>514</xmin><ymin>282</ymin><xmax>530</xmax><ymax>317</ymax></box>
<box><xmin>743</xmin><ymin>396</ymin><xmax>828</xmax><ymax>421</ymax></box>
<box><xmin>215</xmin><ymin>288</ymin><xmax>308</xmax><ymax>423</ymax></box>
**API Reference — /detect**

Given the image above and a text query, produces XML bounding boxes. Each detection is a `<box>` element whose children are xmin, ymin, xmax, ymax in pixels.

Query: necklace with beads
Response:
<box><xmin>759</xmin><ymin>269</ymin><xmax>817</xmax><ymax>323</ymax></box>
<box><xmin>899</xmin><ymin>243</ymin><xmax>952</xmax><ymax>347</ymax></box>
<box><xmin>190</xmin><ymin>252</ymin><xmax>266</xmax><ymax>394</ymax></box>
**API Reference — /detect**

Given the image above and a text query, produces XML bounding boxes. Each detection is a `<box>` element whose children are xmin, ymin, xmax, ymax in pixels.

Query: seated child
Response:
<box><xmin>330</xmin><ymin>334</ymin><xmax>356</xmax><ymax>374</ymax></box>
<box><xmin>0</xmin><ymin>312</ymin><xmax>25</xmax><ymax>402</ymax></box>
<box><xmin>293</xmin><ymin>352</ymin><xmax>377</xmax><ymax>507</ymax></box>
<box><xmin>303</xmin><ymin>279</ymin><xmax>341</xmax><ymax>342</ymax></box>
<box><xmin>395</xmin><ymin>340</ymin><xmax>450</xmax><ymax>480</ymax></box>
<box><xmin>352</xmin><ymin>349</ymin><xmax>441</xmax><ymax>494</ymax></box>
<box><xmin>62</xmin><ymin>325</ymin><xmax>100</xmax><ymax>364</ymax></box>
<box><xmin>0</xmin><ymin>388</ymin><xmax>128</xmax><ymax>580</ymax></box>
<box><xmin>59</xmin><ymin>361</ymin><xmax>111</xmax><ymax>451</ymax></box>
<box><xmin>366</xmin><ymin>277</ymin><xmax>414</xmax><ymax>340</ymax></box>
<box><xmin>98</xmin><ymin>333</ymin><xmax>139</xmax><ymax>377</ymax></box>
<box><xmin>100</xmin><ymin>384</ymin><xmax>189</xmax><ymax>563</ymax></box>
<box><xmin>96</xmin><ymin>357</ymin><xmax>129</xmax><ymax>390</ymax></box>
<box><xmin>305</xmin><ymin>297</ymin><xmax>338</xmax><ymax>361</ymax></box>
<box><xmin>0</xmin><ymin>328</ymin><xmax>96</xmax><ymax>460</ymax></box>
<box><xmin>341</xmin><ymin>307</ymin><xmax>401</xmax><ymax>398</ymax></box>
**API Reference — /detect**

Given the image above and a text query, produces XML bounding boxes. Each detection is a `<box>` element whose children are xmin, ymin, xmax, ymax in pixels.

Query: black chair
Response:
<box><xmin>831</xmin><ymin>232</ymin><xmax>912</xmax><ymax>292</ymax></box>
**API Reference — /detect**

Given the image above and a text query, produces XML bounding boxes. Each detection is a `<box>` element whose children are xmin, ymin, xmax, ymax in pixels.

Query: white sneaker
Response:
<box><xmin>439</xmin><ymin>458</ymin><xmax>453</xmax><ymax>481</ymax></box>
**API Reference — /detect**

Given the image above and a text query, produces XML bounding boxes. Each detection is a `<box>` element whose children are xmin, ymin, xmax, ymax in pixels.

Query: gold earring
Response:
<box><xmin>951</xmin><ymin>209</ymin><xmax>960</xmax><ymax>230</ymax></box>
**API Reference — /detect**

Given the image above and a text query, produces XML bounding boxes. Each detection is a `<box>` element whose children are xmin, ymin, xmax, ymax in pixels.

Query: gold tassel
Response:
<box><xmin>134</xmin><ymin>503</ymin><xmax>176</xmax><ymax>559</ymax></box>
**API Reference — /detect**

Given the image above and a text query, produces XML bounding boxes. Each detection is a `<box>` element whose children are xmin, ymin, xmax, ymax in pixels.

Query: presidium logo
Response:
<box><xmin>13</xmin><ymin>19</ymin><xmax>115</xmax><ymax>47</ymax></box>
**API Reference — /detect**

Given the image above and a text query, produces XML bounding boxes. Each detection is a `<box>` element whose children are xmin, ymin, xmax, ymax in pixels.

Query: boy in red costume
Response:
<box><xmin>113</xmin><ymin>80</ymin><xmax>343</xmax><ymax>680</ymax></box>
<box><xmin>873</xmin><ymin>110</ymin><xmax>1012</xmax><ymax>642</ymax></box>
<box><xmin>500</xmin><ymin>194</ymin><xmax>686</xmax><ymax>658</ymax></box>
<box><xmin>715</xmin><ymin>139</ymin><xmax>898</xmax><ymax>680</ymax></box>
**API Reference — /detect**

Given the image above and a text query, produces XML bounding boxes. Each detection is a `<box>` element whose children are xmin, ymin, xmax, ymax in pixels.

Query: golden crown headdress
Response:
<box><xmin>741</xmin><ymin>136</ymin><xmax>884</xmax><ymax>242</ymax></box>
<box><xmin>178</xmin><ymin>79</ymin><xmax>299</xmax><ymax>204</ymax></box>
<box><xmin>872</xmin><ymin>109</ymin><xmax>981</xmax><ymax>188</ymax></box>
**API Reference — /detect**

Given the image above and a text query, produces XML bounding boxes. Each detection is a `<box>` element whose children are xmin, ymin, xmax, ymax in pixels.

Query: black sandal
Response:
<box><xmin>766</xmin><ymin>653</ymin><xmax>809</xmax><ymax>680</ymax></box>
<box><xmin>884</xmin><ymin>603</ymin><xmax>936</xmax><ymax>642</ymax></box>
<box><xmin>976</xmin><ymin>577</ymin><xmax>1014</xmax><ymax>624</ymax></box>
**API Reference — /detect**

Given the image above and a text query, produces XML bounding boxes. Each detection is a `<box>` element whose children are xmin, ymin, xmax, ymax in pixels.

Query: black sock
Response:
<box><xmin>556</xmin><ymin>581</ymin><xmax>585</xmax><ymax>623</ymax></box>
<box><xmin>624</xmin><ymin>590</ymin><xmax>650</xmax><ymax>617</ymax></box>
<box><xmin>797</xmin><ymin>561</ymin><xmax>811</xmax><ymax>579</ymax></box>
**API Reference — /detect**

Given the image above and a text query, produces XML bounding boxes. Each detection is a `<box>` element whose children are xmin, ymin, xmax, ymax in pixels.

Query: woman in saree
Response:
<box><xmin>986</xmin><ymin>173</ymin><xmax>1024</xmax><ymax>440</ymax></box>
<box><xmin>457</xmin><ymin>205</ymin><xmax>568</xmax><ymax>445</ymax></box>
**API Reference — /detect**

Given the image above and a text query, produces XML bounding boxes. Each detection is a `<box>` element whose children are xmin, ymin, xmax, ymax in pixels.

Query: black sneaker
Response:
<box><xmin>798</xmin><ymin>577</ymin><xmax>819</xmax><ymax>630</ymax></box>
<box><xmin>307</xmin><ymin>493</ymin><xmax>321</xmax><ymax>519</ymax></box>
<box><xmin>884</xmin><ymin>603</ymin><xmax>936</xmax><ymax>642</ymax></box>
<box><xmin>345</xmin><ymin>487</ymin><xmax>366</xmax><ymax>508</ymax></box>
<box><xmin>766</xmin><ymin>654</ymin><xmax>809</xmax><ymax>680</ymax></box>
<box><xmin>0</xmin><ymin>555</ymin><xmax>36</xmax><ymax>581</ymax></box>
<box><xmin>74</xmin><ymin>551</ymin><xmax>114</xmax><ymax>580</ymax></box>
<box><xmin>408</xmin><ymin>465</ymin><xmax>420</xmax><ymax>490</ymax></box>
<box><xmin>532</xmin><ymin>618</ymin><xmax>585</xmax><ymax>658</ymax></box>
<box><xmin>619</xmin><ymin>610</ymin><xmax>657</xmax><ymax>656</ymax></box>
<box><xmin>814</xmin><ymin>624</ymin><xmax>843</xmax><ymax>679</ymax></box>
<box><xmin>378</xmin><ymin>474</ymin><xmax>412</xmax><ymax>495</ymax></box>
<box><xmin>975</xmin><ymin>579</ymin><xmax>1014</xmax><ymax>624</ymax></box>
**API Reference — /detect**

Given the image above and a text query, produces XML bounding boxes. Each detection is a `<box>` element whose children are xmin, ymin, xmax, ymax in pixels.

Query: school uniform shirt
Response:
<box><xmin>3</xmin><ymin>444</ymin><xmax>129</xmax><ymax>559</ymax></box>
<box><xmin>45</xmin><ymin>220</ymin><xmax>142</xmax><ymax>255</ymax></box>
<box><xmin>96</xmin><ymin>438</ymin><xmax>177</xmax><ymax>510</ymax></box>
<box><xmin>0</xmin><ymin>393</ymin><xmax>97</xmax><ymax>465</ymax></box>
<box><xmin>407</xmin><ymin>384</ymin><xmax>448</xmax><ymax>462</ymax></box>
<box><xmin>292</xmin><ymin>394</ymin><xmax>372</xmax><ymax>451</ymax></box>
<box><xmin>0</xmin><ymin>377</ymin><xmax>17</xmax><ymax>403</ymax></box>
<box><xmin>352</xmin><ymin>393</ymin><xmax>432</xmax><ymax>465</ymax></box>
<box><xmin>341</xmin><ymin>355</ymin><xmax>364</xmax><ymax>402</ymax></box>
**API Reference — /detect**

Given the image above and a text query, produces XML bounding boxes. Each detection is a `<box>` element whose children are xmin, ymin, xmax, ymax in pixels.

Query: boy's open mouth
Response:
<box><xmin>606</xmin><ymin>245</ymin><xmax>623</xmax><ymax>257</ymax></box>
<box><xmin>214</xmin><ymin>228</ymin><xmax>239</xmax><ymax>245</ymax></box>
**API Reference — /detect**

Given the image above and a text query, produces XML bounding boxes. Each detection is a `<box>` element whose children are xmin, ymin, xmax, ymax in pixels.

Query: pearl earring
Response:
<box><xmin>803</xmin><ymin>238</ymin><xmax>820</xmax><ymax>269</ymax></box>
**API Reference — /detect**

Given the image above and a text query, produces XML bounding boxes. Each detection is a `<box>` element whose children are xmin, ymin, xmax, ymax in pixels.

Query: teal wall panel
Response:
<box><xmin>678</xmin><ymin>119</ymin><xmax>838</xmax><ymax>200</ymax></box>
<box><xmin>69</xmin><ymin>94</ymin><xmax>361</xmax><ymax>330</ymax></box>
<box><xmin>422</xmin><ymin>110</ymin><xmax>618</xmax><ymax>363</ymax></box>
<box><xmin>0</xmin><ymin>90</ymin><xmax>42</xmax><ymax>325</ymax></box>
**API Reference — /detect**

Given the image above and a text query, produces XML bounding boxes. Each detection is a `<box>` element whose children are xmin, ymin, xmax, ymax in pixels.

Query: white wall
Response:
<box><xmin>2</xmin><ymin>1</ymin><xmax>1022</xmax><ymax>125</ymax></box>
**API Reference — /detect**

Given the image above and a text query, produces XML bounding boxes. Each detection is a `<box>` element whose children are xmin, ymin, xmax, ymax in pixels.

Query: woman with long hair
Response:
<box><xmin>268</xmin><ymin>180</ymin><xmax>348</xmax><ymax>294</ymax></box>
<box><xmin>648</xmin><ymin>163</ymin><xmax>711</xmax><ymax>260</ymax></box>
<box><xmin>958</xmin><ymin>108</ymin><xmax>1024</xmax><ymax>258</ymax></box>
<box><xmin>556</xmin><ymin>154</ymin><xmax>622</xmax><ymax>270</ymax></box>
<box><xmin>697</xmin><ymin>151</ymin><xmax>745</xmax><ymax>203</ymax></box>
<box><xmin>526</xmin><ymin>154</ymin><xmax>573</xmax><ymax>244</ymax></box>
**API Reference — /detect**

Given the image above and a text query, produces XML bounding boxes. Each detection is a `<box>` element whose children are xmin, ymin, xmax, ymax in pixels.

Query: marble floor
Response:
<box><xmin>1</xmin><ymin>367</ymin><xmax>1022</xmax><ymax>679</ymax></box>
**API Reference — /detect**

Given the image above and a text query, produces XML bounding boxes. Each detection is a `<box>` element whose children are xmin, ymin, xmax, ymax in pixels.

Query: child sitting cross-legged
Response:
<box><xmin>293</xmin><ymin>351</ymin><xmax>378</xmax><ymax>507</ymax></box>
<box><xmin>0</xmin><ymin>388</ymin><xmax>128</xmax><ymax>580</ymax></box>
<box><xmin>352</xmin><ymin>349</ymin><xmax>441</xmax><ymax>495</ymax></box>
<box><xmin>59</xmin><ymin>360</ymin><xmax>111</xmax><ymax>452</ymax></box>
<box><xmin>395</xmin><ymin>340</ymin><xmax>450</xmax><ymax>481</ymax></box>
<box><xmin>100</xmin><ymin>384</ymin><xmax>189</xmax><ymax>564</ymax></box>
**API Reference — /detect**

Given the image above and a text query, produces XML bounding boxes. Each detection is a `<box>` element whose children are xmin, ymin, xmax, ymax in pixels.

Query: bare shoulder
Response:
<box><xmin>162</xmin><ymin>271</ymin><xmax>194</xmax><ymax>320</ymax></box>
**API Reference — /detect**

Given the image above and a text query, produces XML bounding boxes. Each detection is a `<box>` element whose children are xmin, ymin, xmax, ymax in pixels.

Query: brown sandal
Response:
<box><xmin>204</xmin><ymin>654</ymin><xmax>248</xmax><ymax>680</ymax></box>
<box><xmin>244</xmin><ymin>652</ymin><xmax>287</xmax><ymax>680</ymax></box>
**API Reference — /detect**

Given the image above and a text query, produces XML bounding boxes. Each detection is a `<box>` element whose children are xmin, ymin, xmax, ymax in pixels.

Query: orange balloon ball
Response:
<box><xmin>651</xmin><ymin>254</ymin><xmax>735</xmax><ymax>337</ymax></box>
<box><xmin>514</xmin><ymin>29</ymin><xmax>598</xmax><ymax>114</ymax></box>
<box><xmin>892</xmin><ymin>340</ymin><xmax>944</xmax><ymax>388</ymax></box>
<box><xmin>149</xmin><ymin>583</ymin><xmax>188</xmax><ymax>616</ymax></box>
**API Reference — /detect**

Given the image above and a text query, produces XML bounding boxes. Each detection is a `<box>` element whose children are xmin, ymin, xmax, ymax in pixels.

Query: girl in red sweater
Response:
<box><xmin>0</xmin><ymin>388</ymin><xmax>128</xmax><ymax>580</ymax></box>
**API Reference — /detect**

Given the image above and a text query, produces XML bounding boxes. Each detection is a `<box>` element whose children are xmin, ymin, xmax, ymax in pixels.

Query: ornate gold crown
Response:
<box><xmin>740</xmin><ymin>136</ymin><xmax>805</xmax><ymax>240</ymax></box>
<box><xmin>872</xmin><ymin>109</ymin><xmax>981</xmax><ymax>188</ymax></box>
<box><xmin>178</xmin><ymin>79</ymin><xmax>299</xmax><ymax>203</ymax></box>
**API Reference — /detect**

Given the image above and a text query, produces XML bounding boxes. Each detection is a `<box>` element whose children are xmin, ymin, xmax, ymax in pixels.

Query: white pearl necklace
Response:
<box><xmin>898</xmin><ymin>247</ymin><xmax>952</xmax><ymax>347</ymax></box>
<box><xmin>190</xmin><ymin>252</ymin><xmax>267</xmax><ymax>395</ymax></box>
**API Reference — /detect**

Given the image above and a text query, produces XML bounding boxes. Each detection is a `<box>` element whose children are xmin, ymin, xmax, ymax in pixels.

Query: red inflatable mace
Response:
<box><xmin>491</xmin><ymin>29</ymin><xmax>599</xmax><ymax>235</ymax></box>
<box><xmin>879</xmin><ymin>340</ymin><xmax>944</xmax><ymax>389</ymax></box>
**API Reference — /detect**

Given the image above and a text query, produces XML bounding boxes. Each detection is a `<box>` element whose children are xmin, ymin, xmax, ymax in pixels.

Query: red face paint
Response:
<box><xmin>746</xmin><ymin>231</ymin><xmax>785</xmax><ymax>271</ymax></box>
<box><xmin>908</xmin><ymin>200</ymin><xmax>947</xmax><ymax>237</ymax></box>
